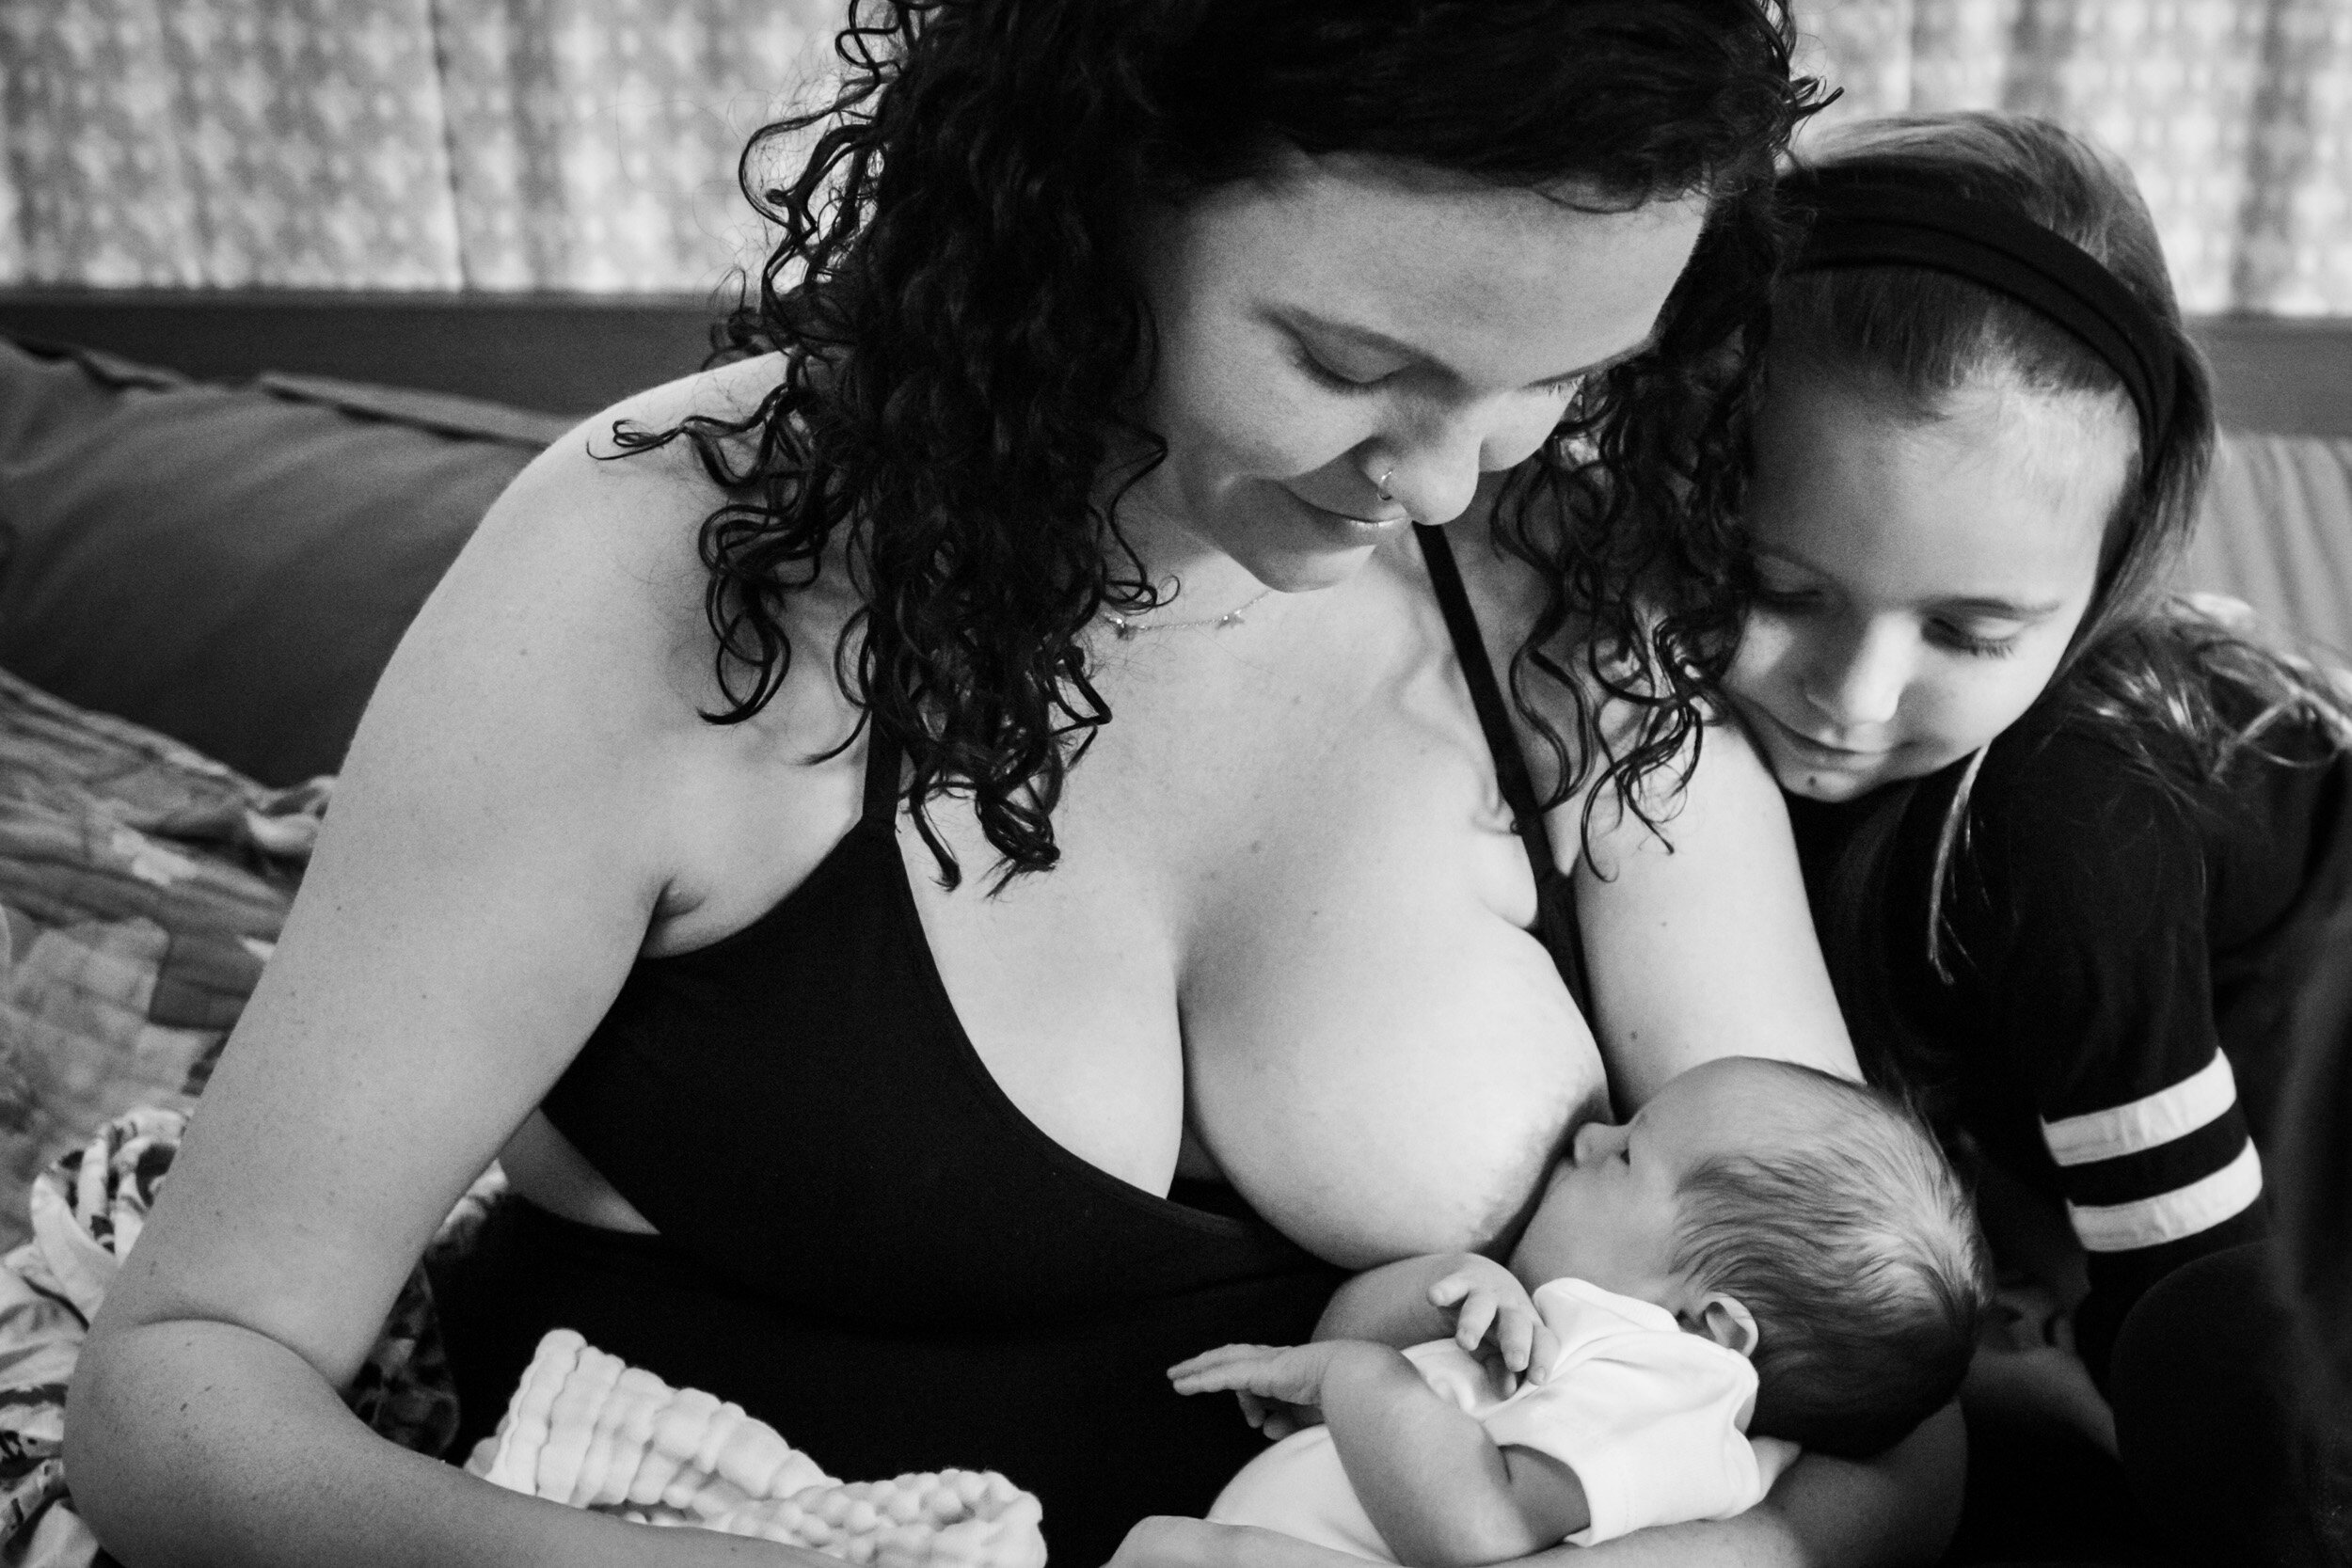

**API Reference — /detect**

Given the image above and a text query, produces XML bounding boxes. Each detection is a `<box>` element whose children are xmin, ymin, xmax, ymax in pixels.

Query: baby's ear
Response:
<box><xmin>1690</xmin><ymin>1292</ymin><xmax>1760</xmax><ymax>1358</ymax></box>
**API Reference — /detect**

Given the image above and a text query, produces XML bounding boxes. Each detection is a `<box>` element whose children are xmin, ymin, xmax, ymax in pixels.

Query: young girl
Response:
<box><xmin>1726</xmin><ymin>111</ymin><xmax>2352</xmax><ymax>1565</ymax></box>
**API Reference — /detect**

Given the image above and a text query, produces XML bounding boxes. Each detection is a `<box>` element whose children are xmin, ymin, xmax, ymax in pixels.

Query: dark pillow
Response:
<box><xmin>0</xmin><ymin>339</ymin><xmax>578</xmax><ymax>784</ymax></box>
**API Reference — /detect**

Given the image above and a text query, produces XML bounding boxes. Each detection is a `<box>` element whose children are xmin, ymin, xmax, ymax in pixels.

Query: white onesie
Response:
<box><xmin>1206</xmin><ymin>1277</ymin><xmax>1799</xmax><ymax>1560</ymax></box>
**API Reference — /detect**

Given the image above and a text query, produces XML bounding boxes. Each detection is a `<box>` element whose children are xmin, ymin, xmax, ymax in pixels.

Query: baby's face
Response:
<box><xmin>1507</xmin><ymin>1057</ymin><xmax>1794</xmax><ymax>1307</ymax></box>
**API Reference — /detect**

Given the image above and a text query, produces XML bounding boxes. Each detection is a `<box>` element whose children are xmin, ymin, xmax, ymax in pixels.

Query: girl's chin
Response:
<box><xmin>1771</xmin><ymin>743</ymin><xmax>1965</xmax><ymax>803</ymax></box>
<box><xmin>1776</xmin><ymin>766</ymin><xmax>1887</xmax><ymax>803</ymax></box>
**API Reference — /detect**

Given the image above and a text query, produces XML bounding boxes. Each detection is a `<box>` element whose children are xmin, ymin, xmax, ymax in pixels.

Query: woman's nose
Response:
<box><xmin>1802</xmin><ymin>620</ymin><xmax>1912</xmax><ymax>729</ymax></box>
<box><xmin>1381</xmin><ymin>438</ymin><xmax>1481</xmax><ymax>527</ymax></box>
<box><xmin>1380</xmin><ymin>396</ymin><xmax>1552</xmax><ymax>525</ymax></box>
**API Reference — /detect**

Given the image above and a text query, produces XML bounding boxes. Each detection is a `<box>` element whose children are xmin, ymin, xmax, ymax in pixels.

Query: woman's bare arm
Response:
<box><xmin>1561</xmin><ymin>1405</ymin><xmax>1965</xmax><ymax>1568</ymax></box>
<box><xmin>1571</xmin><ymin>717</ymin><xmax>1857</xmax><ymax>1111</ymax></box>
<box><xmin>1440</xmin><ymin>517</ymin><xmax>1852</xmax><ymax>1113</ymax></box>
<box><xmin>66</xmin><ymin>370</ymin><xmax>844</xmax><ymax>1567</ymax></box>
<box><xmin>1104</xmin><ymin>1403</ymin><xmax>1965</xmax><ymax>1568</ymax></box>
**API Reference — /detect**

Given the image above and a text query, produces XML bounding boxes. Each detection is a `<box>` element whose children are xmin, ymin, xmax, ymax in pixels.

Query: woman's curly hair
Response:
<box><xmin>615</xmin><ymin>0</ymin><xmax>1826</xmax><ymax>887</ymax></box>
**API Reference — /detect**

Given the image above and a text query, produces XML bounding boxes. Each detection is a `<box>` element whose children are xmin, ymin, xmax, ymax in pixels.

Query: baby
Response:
<box><xmin>1170</xmin><ymin>1056</ymin><xmax>1988</xmax><ymax>1564</ymax></box>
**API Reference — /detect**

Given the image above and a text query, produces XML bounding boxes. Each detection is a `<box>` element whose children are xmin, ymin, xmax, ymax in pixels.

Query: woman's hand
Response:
<box><xmin>1428</xmin><ymin>1257</ymin><xmax>1557</xmax><ymax>1386</ymax></box>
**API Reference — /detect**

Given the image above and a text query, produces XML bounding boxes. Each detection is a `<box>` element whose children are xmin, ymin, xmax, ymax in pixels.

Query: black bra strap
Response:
<box><xmin>860</xmin><ymin>717</ymin><xmax>903</xmax><ymax>828</ymax></box>
<box><xmin>1415</xmin><ymin>525</ymin><xmax>1564</xmax><ymax>881</ymax></box>
<box><xmin>1416</xmin><ymin>526</ymin><xmax>1595</xmax><ymax>1020</ymax></box>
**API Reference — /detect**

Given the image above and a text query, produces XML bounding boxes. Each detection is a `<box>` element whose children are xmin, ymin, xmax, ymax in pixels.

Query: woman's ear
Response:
<box><xmin>1688</xmin><ymin>1292</ymin><xmax>1760</xmax><ymax>1358</ymax></box>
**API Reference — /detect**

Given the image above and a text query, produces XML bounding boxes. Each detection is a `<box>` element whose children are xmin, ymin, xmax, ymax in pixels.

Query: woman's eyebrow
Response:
<box><xmin>1277</xmin><ymin>308</ymin><xmax>1654</xmax><ymax>388</ymax></box>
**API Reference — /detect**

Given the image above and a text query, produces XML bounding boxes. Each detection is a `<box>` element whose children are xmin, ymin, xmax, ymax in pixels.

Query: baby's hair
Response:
<box><xmin>1669</xmin><ymin>1063</ymin><xmax>1989</xmax><ymax>1458</ymax></box>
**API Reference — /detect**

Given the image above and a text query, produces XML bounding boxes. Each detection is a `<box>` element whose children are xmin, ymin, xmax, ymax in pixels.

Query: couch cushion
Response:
<box><xmin>0</xmin><ymin>339</ymin><xmax>575</xmax><ymax>784</ymax></box>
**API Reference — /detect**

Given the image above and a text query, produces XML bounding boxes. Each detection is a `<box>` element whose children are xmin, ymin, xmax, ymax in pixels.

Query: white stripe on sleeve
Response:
<box><xmin>2041</xmin><ymin>1052</ymin><xmax>2238</xmax><ymax>1168</ymax></box>
<box><xmin>2066</xmin><ymin>1141</ymin><xmax>2264</xmax><ymax>1253</ymax></box>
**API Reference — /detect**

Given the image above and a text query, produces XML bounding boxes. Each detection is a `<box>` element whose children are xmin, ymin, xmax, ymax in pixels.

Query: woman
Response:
<box><xmin>67</xmin><ymin>7</ymin><xmax>1957</xmax><ymax>1565</ymax></box>
<box><xmin>1726</xmin><ymin>113</ymin><xmax>2352</xmax><ymax>1564</ymax></box>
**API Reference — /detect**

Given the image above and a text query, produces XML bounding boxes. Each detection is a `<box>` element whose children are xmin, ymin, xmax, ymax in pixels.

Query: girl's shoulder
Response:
<box><xmin>1927</xmin><ymin>667</ymin><xmax>2351</xmax><ymax>963</ymax></box>
<box><xmin>1978</xmin><ymin>657</ymin><xmax>2348</xmax><ymax>835</ymax></box>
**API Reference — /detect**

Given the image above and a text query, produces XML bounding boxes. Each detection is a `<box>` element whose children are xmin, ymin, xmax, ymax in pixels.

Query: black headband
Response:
<box><xmin>1783</xmin><ymin>168</ymin><xmax>2177</xmax><ymax>469</ymax></box>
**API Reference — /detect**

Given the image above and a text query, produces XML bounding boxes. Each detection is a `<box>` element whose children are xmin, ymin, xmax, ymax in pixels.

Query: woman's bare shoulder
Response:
<box><xmin>358</xmin><ymin>354</ymin><xmax>858</xmax><ymax>918</ymax></box>
<box><xmin>423</xmin><ymin>353</ymin><xmax>833</xmax><ymax>726</ymax></box>
<box><xmin>481</xmin><ymin>353</ymin><xmax>788</xmax><ymax>591</ymax></box>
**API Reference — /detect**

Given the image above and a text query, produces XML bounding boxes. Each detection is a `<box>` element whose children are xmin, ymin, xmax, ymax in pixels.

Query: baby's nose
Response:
<box><xmin>1570</xmin><ymin>1120</ymin><xmax>1617</xmax><ymax>1165</ymax></box>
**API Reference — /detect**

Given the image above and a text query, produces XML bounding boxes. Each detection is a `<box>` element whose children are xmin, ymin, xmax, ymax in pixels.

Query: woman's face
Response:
<box><xmin>1124</xmin><ymin>150</ymin><xmax>1707</xmax><ymax>592</ymax></box>
<box><xmin>1724</xmin><ymin>363</ymin><xmax>2133</xmax><ymax>802</ymax></box>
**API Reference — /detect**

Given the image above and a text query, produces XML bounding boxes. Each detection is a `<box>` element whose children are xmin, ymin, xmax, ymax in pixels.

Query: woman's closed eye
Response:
<box><xmin>1290</xmin><ymin>342</ymin><xmax>1396</xmax><ymax>393</ymax></box>
<box><xmin>1291</xmin><ymin>340</ymin><xmax>1590</xmax><ymax>403</ymax></box>
<box><xmin>1753</xmin><ymin>579</ymin><xmax>1829</xmax><ymax>613</ymax></box>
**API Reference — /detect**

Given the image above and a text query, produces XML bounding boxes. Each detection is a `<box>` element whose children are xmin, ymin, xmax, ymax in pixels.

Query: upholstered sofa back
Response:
<box><xmin>0</xmin><ymin>339</ymin><xmax>569</xmax><ymax>784</ymax></box>
<box><xmin>1</xmin><ymin>330</ymin><xmax>2347</xmax><ymax>789</ymax></box>
<box><xmin>2179</xmin><ymin>432</ymin><xmax>2352</xmax><ymax>662</ymax></box>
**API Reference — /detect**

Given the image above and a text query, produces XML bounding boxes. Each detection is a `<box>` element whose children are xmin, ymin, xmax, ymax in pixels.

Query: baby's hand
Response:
<box><xmin>1428</xmin><ymin>1256</ymin><xmax>1558</xmax><ymax>1386</ymax></box>
<box><xmin>1167</xmin><ymin>1343</ymin><xmax>1342</xmax><ymax>1439</ymax></box>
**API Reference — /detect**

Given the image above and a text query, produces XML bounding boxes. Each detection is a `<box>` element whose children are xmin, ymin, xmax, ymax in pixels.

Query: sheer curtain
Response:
<box><xmin>0</xmin><ymin>0</ymin><xmax>834</xmax><ymax>292</ymax></box>
<box><xmin>0</xmin><ymin>0</ymin><xmax>2344</xmax><ymax>309</ymax></box>
<box><xmin>1798</xmin><ymin>0</ymin><xmax>2351</xmax><ymax>314</ymax></box>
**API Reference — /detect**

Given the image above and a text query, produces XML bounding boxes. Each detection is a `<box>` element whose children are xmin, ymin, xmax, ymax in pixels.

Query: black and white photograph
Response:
<box><xmin>0</xmin><ymin>4</ymin><xmax>2345</xmax><ymax>1566</ymax></box>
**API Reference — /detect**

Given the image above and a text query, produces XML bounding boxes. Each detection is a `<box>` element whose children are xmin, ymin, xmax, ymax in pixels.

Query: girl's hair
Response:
<box><xmin>1772</xmin><ymin>112</ymin><xmax>2352</xmax><ymax>1101</ymax></box>
<box><xmin>614</xmin><ymin>0</ymin><xmax>1826</xmax><ymax>888</ymax></box>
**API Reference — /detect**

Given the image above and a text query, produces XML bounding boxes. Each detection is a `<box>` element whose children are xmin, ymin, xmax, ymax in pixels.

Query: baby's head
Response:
<box><xmin>1509</xmin><ymin>1056</ymin><xmax>1988</xmax><ymax>1458</ymax></box>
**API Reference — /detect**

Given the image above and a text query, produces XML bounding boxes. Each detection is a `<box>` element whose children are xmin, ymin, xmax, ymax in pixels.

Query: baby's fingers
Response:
<box><xmin>1525</xmin><ymin>1321</ymin><xmax>1562</xmax><ymax>1383</ymax></box>
<box><xmin>1168</xmin><ymin>1344</ymin><xmax>1279</xmax><ymax>1380</ymax></box>
<box><xmin>1452</xmin><ymin>1292</ymin><xmax>1500</xmax><ymax>1357</ymax></box>
<box><xmin>1168</xmin><ymin>1344</ymin><xmax>1290</xmax><ymax>1396</ymax></box>
<box><xmin>1428</xmin><ymin>1271</ymin><xmax>1474</xmax><ymax>1307</ymax></box>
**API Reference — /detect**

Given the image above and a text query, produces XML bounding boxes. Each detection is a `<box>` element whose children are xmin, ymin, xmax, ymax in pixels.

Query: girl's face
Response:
<box><xmin>1724</xmin><ymin>363</ymin><xmax>2134</xmax><ymax>802</ymax></box>
<box><xmin>1124</xmin><ymin>150</ymin><xmax>1706</xmax><ymax>591</ymax></box>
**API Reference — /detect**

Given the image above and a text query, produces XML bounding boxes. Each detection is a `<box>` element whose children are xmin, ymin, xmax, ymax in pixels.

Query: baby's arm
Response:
<box><xmin>1318</xmin><ymin>1255</ymin><xmax>1558</xmax><ymax>1380</ymax></box>
<box><xmin>1171</xmin><ymin>1343</ymin><xmax>1589</xmax><ymax>1568</ymax></box>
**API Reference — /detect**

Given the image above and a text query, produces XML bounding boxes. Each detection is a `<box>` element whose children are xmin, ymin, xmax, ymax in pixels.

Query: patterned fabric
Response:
<box><xmin>0</xmin><ymin>1108</ymin><xmax>507</xmax><ymax>1566</ymax></box>
<box><xmin>0</xmin><ymin>0</ymin><xmax>839</xmax><ymax>291</ymax></box>
<box><xmin>1799</xmin><ymin>0</ymin><xmax>2352</xmax><ymax>314</ymax></box>
<box><xmin>0</xmin><ymin>666</ymin><xmax>331</xmax><ymax>1255</ymax></box>
<box><xmin>1</xmin><ymin>2</ymin><xmax>2341</xmax><ymax>308</ymax></box>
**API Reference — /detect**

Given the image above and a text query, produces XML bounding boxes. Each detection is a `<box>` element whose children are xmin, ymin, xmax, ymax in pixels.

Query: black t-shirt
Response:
<box><xmin>1788</xmin><ymin>687</ymin><xmax>2352</xmax><ymax>1380</ymax></box>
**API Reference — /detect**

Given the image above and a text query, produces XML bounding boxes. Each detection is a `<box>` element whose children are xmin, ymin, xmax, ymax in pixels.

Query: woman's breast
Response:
<box><xmin>1179</xmin><ymin>845</ymin><xmax>1604</xmax><ymax>1270</ymax></box>
<box><xmin>908</xmin><ymin>626</ymin><xmax>1607</xmax><ymax>1272</ymax></box>
<box><xmin>1149</xmin><ymin>712</ymin><xmax>1605</xmax><ymax>1269</ymax></box>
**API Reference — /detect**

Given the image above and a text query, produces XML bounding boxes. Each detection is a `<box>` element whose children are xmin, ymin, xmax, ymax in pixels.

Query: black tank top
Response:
<box><xmin>427</xmin><ymin>526</ymin><xmax>1588</xmax><ymax>1566</ymax></box>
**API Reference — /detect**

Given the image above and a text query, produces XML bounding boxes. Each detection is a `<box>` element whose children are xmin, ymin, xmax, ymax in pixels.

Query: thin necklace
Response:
<box><xmin>1099</xmin><ymin>584</ymin><xmax>1275</xmax><ymax>641</ymax></box>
